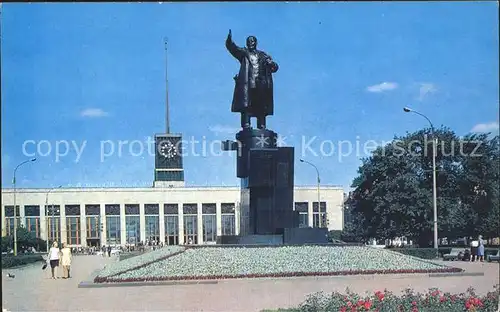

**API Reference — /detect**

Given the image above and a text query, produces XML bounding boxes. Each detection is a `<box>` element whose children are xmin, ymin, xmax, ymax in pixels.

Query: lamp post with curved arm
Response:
<box><xmin>13</xmin><ymin>158</ymin><xmax>37</xmax><ymax>256</ymax></box>
<box><xmin>45</xmin><ymin>185</ymin><xmax>62</xmax><ymax>251</ymax></box>
<box><xmin>404</xmin><ymin>107</ymin><xmax>438</xmax><ymax>257</ymax></box>
<box><xmin>299</xmin><ymin>159</ymin><xmax>322</xmax><ymax>228</ymax></box>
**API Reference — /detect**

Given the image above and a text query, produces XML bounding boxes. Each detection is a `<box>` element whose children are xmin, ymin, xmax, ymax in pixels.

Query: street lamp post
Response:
<box><xmin>403</xmin><ymin>107</ymin><xmax>438</xmax><ymax>257</ymax></box>
<box><xmin>45</xmin><ymin>185</ymin><xmax>62</xmax><ymax>251</ymax></box>
<box><xmin>299</xmin><ymin>159</ymin><xmax>322</xmax><ymax>228</ymax></box>
<box><xmin>12</xmin><ymin>158</ymin><xmax>36</xmax><ymax>256</ymax></box>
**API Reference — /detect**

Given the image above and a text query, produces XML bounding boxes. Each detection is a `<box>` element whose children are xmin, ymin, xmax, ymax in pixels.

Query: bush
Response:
<box><xmin>391</xmin><ymin>247</ymin><xmax>500</xmax><ymax>260</ymax></box>
<box><xmin>390</xmin><ymin>248</ymin><xmax>441</xmax><ymax>259</ymax></box>
<box><xmin>328</xmin><ymin>230</ymin><xmax>343</xmax><ymax>241</ymax></box>
<box><xmin>1</xmin><ymin>254</ymin><xmax>45</xmax><ymax>269</ymax></box>
<box><xmin>267</xmin><ymin>285</ymin><xmax>500</xmax><ymax>312</ymax></box>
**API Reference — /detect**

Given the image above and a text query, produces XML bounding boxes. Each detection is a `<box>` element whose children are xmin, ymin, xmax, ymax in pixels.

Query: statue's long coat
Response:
<box><xmin>226</xmin><ymin>39</ymin><xmax>278</xmax><ymax>117</ymax></box>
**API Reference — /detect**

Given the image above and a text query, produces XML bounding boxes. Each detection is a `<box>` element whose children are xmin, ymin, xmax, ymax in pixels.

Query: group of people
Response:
<box><xmin>458</xmin><ymin>235</ymin><xmax>486</xmax><ymax>262</ymax></box>
<box><xmin>47</xmin><ymin>241</ymin><xmax>72</xmax><ymax>279</ymax></box>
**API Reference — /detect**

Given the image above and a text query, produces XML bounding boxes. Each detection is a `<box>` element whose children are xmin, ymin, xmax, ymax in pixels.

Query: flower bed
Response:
<box><xmin>94</xmin><ymin>246</ymin><xmax>185</xmax><ymax>281</ymax></box>
<box><xmin>263</xmin><ymin>285</ymin><xmax>500</xmax><ymax>312</ymax></box>
<box><xmin>95</xmin><ymin>246</ymin><xmax>462</xmax><ymax>283</ymax></box>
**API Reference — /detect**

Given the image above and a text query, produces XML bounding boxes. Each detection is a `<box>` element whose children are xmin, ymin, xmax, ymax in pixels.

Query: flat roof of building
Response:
<box><xmin>1</xmin><ymin>185</ymin><xmax>344</xmax><ymax>193</ymax></box>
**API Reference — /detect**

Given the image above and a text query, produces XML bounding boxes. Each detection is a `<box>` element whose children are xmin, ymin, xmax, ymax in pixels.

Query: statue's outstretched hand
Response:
<box><xmin>227</xmin><ymin>29</ymin><xmax>232</xmax><ymax>40</ymax></box>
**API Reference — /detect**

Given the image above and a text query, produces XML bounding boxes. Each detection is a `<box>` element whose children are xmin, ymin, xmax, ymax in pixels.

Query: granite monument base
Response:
<box><xmin>239</xmin><ymin>147</ymin><xmax>297</xmax><ymax>235</ymax></box>
<box><xmin>223</xmin><ymin>128</ymin><xmax>298</xmax><ymax>236</ymax></box>
<box><xmin>217</xmin><ymin>228</ymin><xmax>329</xmax><ymax>245</ymax></box>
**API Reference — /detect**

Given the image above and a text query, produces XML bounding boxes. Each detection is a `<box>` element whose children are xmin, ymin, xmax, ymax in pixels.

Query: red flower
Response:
<box><xmin>440</xmin><ymin>296</ymin><xmax>446</xmax><ymax>302</ymax></box>
<box><xmin>375</xmin><ymin>291</ymin><xmax>385</xmax><ymax>301</ymax></box>
<box><xmin>340</xmin><ymin>307</ymin><xmax>347</xmax><ymax>312</ymax></box>
<box><xmin>412</xmin><ymin>301</ymin><xmax>417</xmax><ymax>306</ymax></box>
<box><xmin>473</xmin><ymin>298</ymin><xmax>483</xmax><ymax>307</ymax></box>
<box><xmin>465</xmin><ymin>296</ymin><xmax>483</xmax><ymax>309</ymax></box>
<box><xmin>364</xmin><ymin>300</ymin><xmax>372</xmax><ymax>310</ymax></box>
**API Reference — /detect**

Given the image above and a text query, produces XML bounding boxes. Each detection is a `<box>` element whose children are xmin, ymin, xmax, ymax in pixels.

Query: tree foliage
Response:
<box><xmin>345</xmin><ymin>127</ymin><xmax>499</xmax><ymax>246</ymax></box>
<box><xmin>1</xmin><ymin>226</ymin><xmax>47</xmax><ymax>252</ymax></box>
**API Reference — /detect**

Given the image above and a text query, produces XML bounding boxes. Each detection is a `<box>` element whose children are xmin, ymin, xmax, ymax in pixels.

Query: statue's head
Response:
<box><xmin>246</xmin><ymin>36</ymin><xmax>257</xmax><ymax>51</ymax></box>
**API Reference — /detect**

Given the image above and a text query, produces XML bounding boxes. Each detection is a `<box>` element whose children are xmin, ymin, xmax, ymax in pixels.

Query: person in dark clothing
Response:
<box><xmin>463</xmin><ymin>249</ymin><xmax>471</xmax><ymax>261</ymax></box>
<box><xmin>107</xmin><ymin>245</ymin><xmax>111</xmax><ymax>257</ymax></box>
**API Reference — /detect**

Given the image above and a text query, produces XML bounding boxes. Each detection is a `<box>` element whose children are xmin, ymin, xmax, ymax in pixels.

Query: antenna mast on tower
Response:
<box><xmin>164</xmin><ymin>37</ymin><xmax>170</xmax><ymax>134</ymax></box>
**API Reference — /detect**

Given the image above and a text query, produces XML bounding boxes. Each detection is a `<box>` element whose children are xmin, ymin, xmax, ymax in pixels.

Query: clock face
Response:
<box><xmin>159</xmin><ymin>140</ymin><xmax>178</xmax><ymax>159</ymax></box>
<box><xmin>155</xmin><ymin>135</ymin><xmax>183</xmax><ymax>171</ymax></box>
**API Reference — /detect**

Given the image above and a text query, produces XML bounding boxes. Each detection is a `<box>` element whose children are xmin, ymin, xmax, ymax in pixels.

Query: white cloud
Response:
<box><xmin>80</xmin><ymin>108</ymin><xmax>109</xmax><ymax>118</ymax></box>
<box><xmin>470</xmin><ymin>122</ymin><xmax>499</xmax><ymax>133</ymax></box>
<box><xmin>366</xmin><ymin>82</ymin><xmax>398</xmax><ymax>93</ymax></box>
<box><xmin>208</xmin><ymin>124</ymin><xmax>240</xmax><ymax>135</ymax></box>
<box><xmin>417</xmin><ymin>83</ymin><xmax>437</xmax><ymax>101</ymax></box>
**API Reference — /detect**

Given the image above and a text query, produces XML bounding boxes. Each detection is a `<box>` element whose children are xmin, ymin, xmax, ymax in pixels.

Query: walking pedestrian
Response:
<box><xmin>477</xmin><ymin>235</ymin><xmax>485</xmax><ymax>262</ymax></box>
<box><xmin>60</xmin><ymin>243</ymin><xmax>72</xmax><ymax>279</ymax></box>
<box><xmin>470</xmin><ymin>238</ymin><xmax>479</xmax><ymax>262</ymax></box>
<box><xmin>47</xmin><ymin>242</ymin><xmax>60</xmax><ymax>279</ymax></box>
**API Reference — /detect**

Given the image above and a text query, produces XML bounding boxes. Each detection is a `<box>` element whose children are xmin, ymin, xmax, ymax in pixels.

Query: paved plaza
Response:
<box><xmin>2</xmin><ymin>255</ymin><xmax>499</xmax><ymax>312</ymax></box>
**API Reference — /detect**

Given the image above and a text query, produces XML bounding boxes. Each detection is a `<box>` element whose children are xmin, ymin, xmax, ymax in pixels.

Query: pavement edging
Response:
<box><xmin>428</xmin><ymin>272</ymin><xmax>484</xmax><ymax>277</ymax></box>
<box><xmin>78</xmin><ymin>279</ymin><xmax>218</xmax><ymax>288</ymax></box>
<box><xmin>78</xmin><ymin>270</ymin><xmax>481</xmax><ymax>288</ymax></box>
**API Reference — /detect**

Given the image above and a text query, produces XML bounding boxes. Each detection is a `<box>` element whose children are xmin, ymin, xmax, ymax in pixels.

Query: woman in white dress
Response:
<box><xmin>60</xmin><ymin>243</ymin><xmax>72</xmax><ymax>279</ymax></box>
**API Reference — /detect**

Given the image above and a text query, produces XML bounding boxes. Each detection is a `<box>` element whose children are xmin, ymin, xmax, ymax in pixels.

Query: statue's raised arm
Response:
<box><xmin>225</xmin><ymin>29</ymin><xmax>245</xmax><ymax>61</ymax></box>
<box><xmin>265</xmin><ymin>54</ymin><xmax>279</xmax><ymax>73</ymax></box>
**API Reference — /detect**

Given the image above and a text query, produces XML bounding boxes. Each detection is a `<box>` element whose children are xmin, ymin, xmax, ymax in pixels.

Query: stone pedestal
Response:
<box><xmin>223</xmin><ymin>128</ymin><xmax>297</xmax><ymax>237</ymax></box>
<box><xmin>235</xmin><ymin>128</ymin><xmax>277</xmax><ymax>178</ymax></box>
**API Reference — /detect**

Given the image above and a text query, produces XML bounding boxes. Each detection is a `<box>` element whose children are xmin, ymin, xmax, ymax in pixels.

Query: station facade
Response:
<box><xmin>1</xmin><ymin>185</ymin><xmax>344</xmax><ymax>247</ymax></box>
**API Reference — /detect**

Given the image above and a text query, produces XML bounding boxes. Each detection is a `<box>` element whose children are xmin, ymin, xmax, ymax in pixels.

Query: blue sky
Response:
<box><xmin>1</xmin><ymin>2</ymin><xmax>498</xmax><ymax>191</ymax></box>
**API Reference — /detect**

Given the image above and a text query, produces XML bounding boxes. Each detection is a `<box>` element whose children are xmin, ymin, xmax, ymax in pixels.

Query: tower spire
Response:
<box><xmin>164</xmin><ymin>37</ymin><xmax>170</xmax><ymax>134</ymax></box>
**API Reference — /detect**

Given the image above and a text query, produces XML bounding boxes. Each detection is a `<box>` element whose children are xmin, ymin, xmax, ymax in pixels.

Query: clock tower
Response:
<box><xmin>153</xmin><ymin>133</ymin><xmax>185</xmax><ymax>187</ymax></box>
<box><xmin>153</xmin><ymin>38</ymin><xmax>185</xmax><ymax>188</ymax></box>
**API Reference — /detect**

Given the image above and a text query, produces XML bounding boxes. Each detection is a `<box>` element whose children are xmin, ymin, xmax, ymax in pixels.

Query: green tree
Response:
<box><xmin>457</xmin><ymin>133</ymin><xmax>500</xmax><ymax>238</ymax></box>
<box><xmin>1</xmin><ymin>235</ymin><xmax>13</xmax><ymax>253</ymax></box>
<box><xmin>348</xmin><ymin>127</ymin><xmax>499</xmax><ymax>246</ymax></box>
<box><xmin>341</xmin><ymin>195</ymin><xmax>369</xmax><ymax>243</ymax></box>
<box><xmin>1</xmin><ymin>225</ymin><xmax>47</xmax><ymax>253</ymax></box>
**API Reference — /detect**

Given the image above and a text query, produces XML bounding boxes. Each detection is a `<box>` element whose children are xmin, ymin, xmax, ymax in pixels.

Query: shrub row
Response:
<box><xmin>264</xmin><ymin>285</ymin><xmax>500</xmax><ymax>312</ymax></box>
<box><xmin>390</xmin><ymin>248</ymin><xmax>442</xmax><ymax>259</ymax></box>
<box><xmin>95</xmin><ymin>267</ymin><xmax>462</xmax><ymax>284</ymax></box>
<box><xmin>390</xmin><ymin>247</ymin><xmax>499</xmax><ymax>259</ymax></box>
<box><xmin>1</xmin><ymin>254</ymin><xmax>45</xmax><ymax>269</ymax></box>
